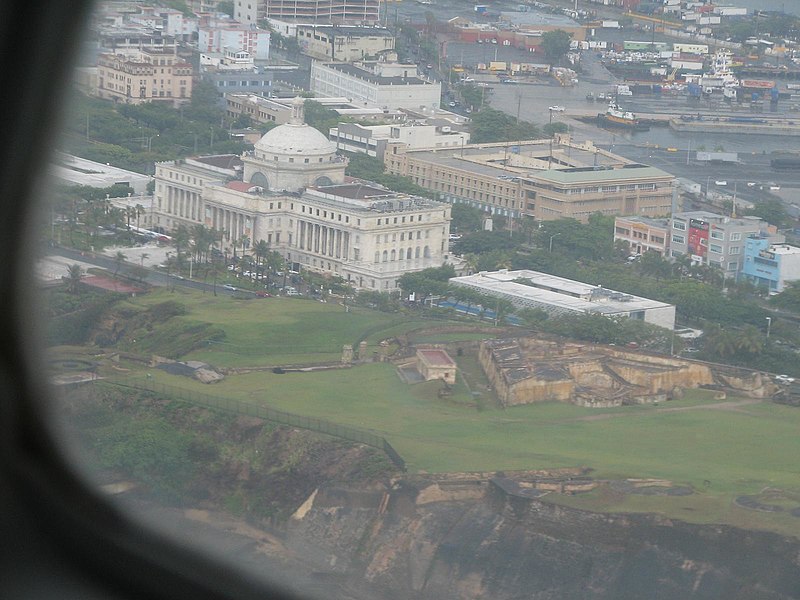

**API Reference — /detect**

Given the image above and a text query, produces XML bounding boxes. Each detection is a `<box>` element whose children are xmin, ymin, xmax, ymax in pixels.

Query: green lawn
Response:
<box><xmin>105</xmin><ymin>287</ymin><xmax>800</xmax><ymax>534</ymax></box>
<box><xmin>125</xmin><ymin>288</ymin><xmax>463</xmax><ymax>367</ymax></box>
<box><xmin>133</xmin><ymin>364</ymin><xmax>800</xmax><ymax>493</ymax></box>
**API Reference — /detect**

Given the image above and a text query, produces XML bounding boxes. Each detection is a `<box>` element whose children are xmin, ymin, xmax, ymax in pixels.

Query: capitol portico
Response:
<box><xmin>153</xmin><ymin>97</ymin><xmax>453</xmax><ymax>290</ymax></box>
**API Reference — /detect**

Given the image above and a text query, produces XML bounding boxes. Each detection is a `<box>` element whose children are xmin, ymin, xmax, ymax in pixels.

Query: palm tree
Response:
<box><xmin>253</xmin><ymin>239</ymin><xmax>269</xmax><ymax>283</ymax></box>
<box><xmin>113</xmin><ymin>250</ymin><xmax>126</xmax><ymax>279</ymax></box>
<box><xmin>735</xmin><ymin>325</ymin><xmax>764</xmax><ymax>356</ymax></box>
<box><xmin>209</xmin><ymin>259</ymin><xmax>224</xmax><ymax>296</ymax></box>
<box><xmin>172</xmin><ymin>225</ymin><xmax>190</xmax><ymax>272</ymax></box>
<box><xmin>135</xmin><ymin>203</ymin><xmax>145</xmax><ymax>229</ymax></box>
<box><xmin>64</xmin><ymin>264</ymin><xmax>83</xmax><ymax>294</ymax></box>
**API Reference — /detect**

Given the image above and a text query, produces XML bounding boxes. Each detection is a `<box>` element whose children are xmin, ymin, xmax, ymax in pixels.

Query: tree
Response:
<box><xmin>217</xmin><ymin>0</ymin><xmax>234</xmax><ymax>16</ymax></box>
<box><xmin>113</xmin><ymin>250</ymin><xmax>126</xmax><ymax>279</ymax></box>
<box><xmin>771</xmin><ymin>281</ymin><xmax>800</xmax><ymax>313</ymax></box>
<box><xmin>540</xmin><ymin>30</ymin><xmax>572</xmax><ymax>64</ymax></box>
<box><xmin>470</xmin><ymin>108</ymin><xmax>542</xmax><ymax>144</ymax></box>
<box><xmin>451</xmin><ymin>204</ymin><xmax>484</xmax><ymax>234</ymax></box>
<box><xmin>744</xmin><ymin>199</ymin><xmax>791</xmax><ymax>228</ymax></box>
<box><xmin>64</xmin><ymin>264</ymin><xmax>83</xmax><ymax>294</ymax></box>
<box><xmin>639</xmin><ymin>251</ymin><xmax>672</xmax><ymax>280</ymax></box>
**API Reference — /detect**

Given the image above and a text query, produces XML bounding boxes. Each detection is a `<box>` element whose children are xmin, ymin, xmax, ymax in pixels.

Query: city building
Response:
<box><xmin>237</xmin><ymin>0</ymin><xmax>381</xmax><ymax>25</ymax></box>
<box><xmin>198</xmin><ymin>21</ymin><xmax>271</xmax><ymax>59</ymax></box>
<box><xmin>225</xmin><ymin>94</ymin><xmax>403</xmax><ymax>126</ymax></box>
<box><xmin>296</xmin><ymin>26</ymin><xmax>394</xmax><ymax>61</ymax></box>
<box><xmin>386</xmin><ymin>136</ymin><xmax>675</xmax><ymax>221</ymax></box>
<box><xmin>310</xmin><ymin>60</ymin><xmax>442</xmax><ymax>111</ymax></box>
<box><xmin>330</xmin><ymin>122</ymin><xmax>470</xmax><ymax>160</ymax></box>
<box><xmin>154</xmin><ymin>97</ymin><xmax>452</xmax><ymax>290</ymax></box>
<box><xmin>50</xmin><ymin>153</ymin><xmax>152</xmax><ymax>194</ymax></box>
<box><xmin>450</xmin><ymin>269</ymin><xmax>676</xmax><ymax>329</ymax></box>
<box><xmin>742</xmin><ymin>238</ymin><xmax>800</xmax><ymax>293</ymax></box>
<box><xmin>668</xmin><ymin>211</ymin><xmax>783</xmax><ymax>277</ymax></box>
<box><xmin>415</xmin><ymin>349</ymin><xmax>457</xmax><ymax>385</ymax></box>
<box><xmin>95</xmin><ymin>46</ymin><xmax>193</xmax><ymax>106</ymax></box>
<box><xmin>613</xmin><ymin>216</ymin><xmax>670</xmax><ymax>256</ymax></box>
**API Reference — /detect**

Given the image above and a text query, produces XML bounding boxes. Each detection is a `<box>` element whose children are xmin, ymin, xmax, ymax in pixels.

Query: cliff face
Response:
<box><xmin>285</xmin><ymin>482</ymin><xmax>800</xmax><ymax>600</ymax></box>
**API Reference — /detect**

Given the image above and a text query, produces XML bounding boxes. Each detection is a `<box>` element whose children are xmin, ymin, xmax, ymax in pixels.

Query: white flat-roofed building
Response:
<box><xmin>330</xmin><ymin>122</ymin><xmax>469</xmax><ymax>160</ymax></box>
<box><xmin>450</xmin><ymin>269</ymin><xmax>676</xmax><ymax>329</ymax></box>
<box><xmin>50</xmin><ymin>153</ymin><xmax>152</xmax><ymax>194</ymax></box>
<box><xmin>310</xmin><ymin>61</ymin><xmax>442</xmax><ymax>111</ymax></box>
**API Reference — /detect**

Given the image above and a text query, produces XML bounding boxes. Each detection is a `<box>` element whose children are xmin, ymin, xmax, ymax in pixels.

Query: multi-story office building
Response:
<box><xmin>235</xmin><ymin>0</ymin><xmax>381</xmax><ymax>25</ymax></box>
<box><xmin>95</xmin><ymin>46</ymin><xmax>193</xmax><ymax>106</ymax></box>
<box><xmin>742</xmin><ymin>238</ymin><xmax>800</xmax><ymax>293</ymax></box>
<box><xmin>225</xmin><ymin>93</ymin><xmax>403</xmax><ymax>126</ymax></box>
<box><xmin>668</xmin><ymin>211</ymin><xmax>782</xmax><ymax>277</ymax></box>
<box><xmin>310</xmin><ymin>60</ymin><xmax>441</xmax><ymax>111</ymax></box>
<box><xmin>330</xmin><ymin>122</ymin><xmax>470</xmax><ymax>160</ymax></box>
<box><xmin>613</xmin><ymin>216</ymin><xmax>670</xmax><ymax>256</ymax></box>
<box><xmin>386</xmin><ymin>136</ymin><xmax>675</xmax><ymax>221</ymax></box>
<box><xmin>154</xmin><ymin>97</ymin><xmax>452</xmax><ymax>290</ymax></box>
<box><xmin>296</xmin><ymin>25</ymin><xmax>394</xmax><ymax>61</ymax></box>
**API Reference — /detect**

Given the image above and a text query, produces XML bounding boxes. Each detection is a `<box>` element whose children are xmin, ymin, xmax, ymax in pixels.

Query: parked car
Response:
<box><xmin>775</xmin><ymin>374</ymin><xmax>796</xmax><ymax>384</ymax></box>
<box><xmin>548</xmin><ymin>105</ymin><xmax>565</xmax><ymax>112</ymax></box>
<box><xmin>222</xmin><ymin>284</ymin><xmax>237</xmax><ymax>292</ymax></box>
<box><xmin>255</xmin><ymin>291</ymin><xmax>272</xmax><ymax>298</ymax></box>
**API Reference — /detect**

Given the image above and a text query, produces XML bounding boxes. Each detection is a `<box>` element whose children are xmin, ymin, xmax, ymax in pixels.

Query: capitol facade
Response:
<box><xmin>153</xmin><ymin>97</ymin><xmax>453</xmax><ymax>290</ymax></box>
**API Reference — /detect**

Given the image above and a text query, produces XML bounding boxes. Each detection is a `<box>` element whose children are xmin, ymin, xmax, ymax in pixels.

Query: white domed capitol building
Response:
<box><xmin>153</xmin><ymin>97</ymin><xmax>453</xmax><ymax>290</ymax></box>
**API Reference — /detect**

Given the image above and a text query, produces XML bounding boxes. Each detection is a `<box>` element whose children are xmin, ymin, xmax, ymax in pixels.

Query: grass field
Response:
<box><xmin>123</xmin><ymin>288</ymin><xmax>468</xmax><ymax>367</ymax></box>
<box><xmin>96</xmin><ymin>287</ymin><xmax>800</xmax><ymax>534</ymax></box>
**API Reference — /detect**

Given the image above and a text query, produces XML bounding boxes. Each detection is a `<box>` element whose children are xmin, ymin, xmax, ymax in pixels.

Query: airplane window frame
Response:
<box><xmin>0</xmin><ymin>2</ymin><xmax>299</xmax><ymax>599</ymax></box>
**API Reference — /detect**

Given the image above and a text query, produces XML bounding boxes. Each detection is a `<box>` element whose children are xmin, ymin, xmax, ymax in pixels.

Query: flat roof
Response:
<box><xmin>527</xmin><ymin>165</ymin><xmax>672</xmax><ymax>185</ymax></box>
<box><xmin>298</xmin><ymin>25</ymin><xmax>393</xmax><ymax>37</ymax></box>
<box><xmin>319</xmin><ymin>62</ymin><xmax>431</xmax><ymax>86</ymax></box>
<box><xmin>417</xmin><ymin>348</ymin><xmax>457</xmax><ymax>368</ymax></box>
<box><xmin>615</xmin><ymin>215</ymin><xmax>670</xmax><ymax>228</ymax></box>
<box><xmin>450</xmin><ymin>269</ymin><xmax>673</xmax><ymax>315</ymax></box>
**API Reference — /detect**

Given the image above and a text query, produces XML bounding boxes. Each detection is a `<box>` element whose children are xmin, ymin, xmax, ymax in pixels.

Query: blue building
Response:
<box><xmin>742</xmin><ymin>237</ymin><xmax>800</xmax><ymax>293</ymax></box>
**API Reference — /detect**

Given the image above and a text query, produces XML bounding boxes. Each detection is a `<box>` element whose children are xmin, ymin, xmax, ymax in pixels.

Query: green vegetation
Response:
<box><xmin>345</xmin><ymin>153</ymin><xmax>434</xmax><ymax>197</ymax></box>
<box><xmin>469</xmin><ymin>107</ymin><xmax>543</xmax><ymax>144</ymax></box>
<box><xmin>540</xmin><ymin>29</ymin><xmax>573</xmax><ymax>64</ymax></box>
<box><xmin>59</xmin><ymin>84</ymin><xmax>247</xmax><ymax>174</ymax></box>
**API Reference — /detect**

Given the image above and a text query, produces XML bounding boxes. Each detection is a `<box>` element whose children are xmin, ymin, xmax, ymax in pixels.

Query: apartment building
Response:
<box><xmin>742</xmin><ymin>238</ymin><xmax>800</xmax><ymax>293</ymax></box>
<box><xmin>198</xmin><ymin>22</ymin><xmax>271</xmax><ymax>59</ymax></box>
<box><xmin>613</xmin><ymin>216</ymin><xmax>670</xmax><ymax>256</ymax></box>
<box><xmin>95</xmin><ymin>47</ymin><xmax>193</xmax><ymax>106</ymax></box>
<box><xmin>668</xmin><ymin>211</ymin><xmax>782</xmax><ymax>277</ymax></box>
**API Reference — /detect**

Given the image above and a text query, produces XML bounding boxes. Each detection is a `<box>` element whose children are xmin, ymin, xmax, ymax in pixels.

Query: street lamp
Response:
<box><xmin>549</xmin><ymin>232</ymin><xmax>561</xmax><ymax>253</ymax></box>
<box><xmin>766</xmin><ymin>316</ymin><xmax>772</xmax><ymax>339</ymax></box>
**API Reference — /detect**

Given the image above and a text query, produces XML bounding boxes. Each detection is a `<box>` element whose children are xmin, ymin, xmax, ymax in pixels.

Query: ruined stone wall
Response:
<box><xmin>506</xmin><ymin>377</ymin><xmax>574</xmax><ymax>406</ymax></box>
<box><xmin>606</xmin><ymin>362</ymin><xmax>714</xmax><ymax>393</ymax></box>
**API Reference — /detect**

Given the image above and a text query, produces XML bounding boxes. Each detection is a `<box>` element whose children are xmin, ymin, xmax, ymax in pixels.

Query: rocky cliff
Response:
<box><xmin>285</xmin><ymin>481</ymin><xmax>800</xmax><ymax>600</ymax></box>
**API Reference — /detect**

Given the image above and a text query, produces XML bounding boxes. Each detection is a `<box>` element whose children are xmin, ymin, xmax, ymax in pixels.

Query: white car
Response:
<box><xmin>222</xmin><ymin>284</ymin><xmax>237</xmax><ymax>292</ymax></box>
<box><xmin>548</xmin><ymin>105</ymin><xmax>565</xmax><ymax>112</ymax></box>
<box><xmin>775</xmin><ymin>374</ymin><xmax>796</xmax><ymax>384</ymax></box>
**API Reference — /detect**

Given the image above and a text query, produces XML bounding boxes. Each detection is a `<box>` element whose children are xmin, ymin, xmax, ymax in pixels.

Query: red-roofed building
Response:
<box><xmin>416</xmin><ymin>348</ymin><xmax>457</xmax><ymax>385</ymax></box>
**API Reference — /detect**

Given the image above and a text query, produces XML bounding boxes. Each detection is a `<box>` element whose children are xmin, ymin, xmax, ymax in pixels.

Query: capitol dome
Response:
<box><xmin>242</xmin><ymin>96</ymin><xmax>346</xmax><ymax>193</ymax></box>
<box><xmin>254</xmin><ymin>97</ymin><xmax>337</xmax><ymax>156</ymax></box>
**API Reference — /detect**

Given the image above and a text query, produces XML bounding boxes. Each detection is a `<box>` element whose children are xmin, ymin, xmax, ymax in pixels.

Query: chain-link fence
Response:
<box><xmin>101</xmin><ymin>376</ymin><xmax>405</xmax><ymax>471</ymax></box>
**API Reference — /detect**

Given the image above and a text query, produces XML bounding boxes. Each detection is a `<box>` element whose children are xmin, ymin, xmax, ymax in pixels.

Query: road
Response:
<box><xmin>44</xmin><ymin>246</ymin><xmax>247</xmax><ymax>296</ymax></box>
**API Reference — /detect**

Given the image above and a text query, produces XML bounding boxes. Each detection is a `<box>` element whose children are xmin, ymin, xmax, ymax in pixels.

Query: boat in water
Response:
<box><xmin>597</xmin><ymin>102</ymin><xmax>650</xmax><ymax>131</ymax></box>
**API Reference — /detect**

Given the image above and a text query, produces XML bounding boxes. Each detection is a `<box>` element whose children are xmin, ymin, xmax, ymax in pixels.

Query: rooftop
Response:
<box><xmin>672</xmin><ymin>211</ymin><xmax>764</xmax><ymax>226</ymax></box>
<box><xmin>450</xmin><ymin>269</ymin><xmax>674</xmax><ymax>317</ymax></box>
<box><xmin>416</xmin><ymin>349</ymin><xmax>457</xmax><ymax>368</ymax></box>
<box><xmin>318</xmin><ymin>62</ymin><xmax>431</xmax><ymax>86</ymax></box>
<box><xmin>615</xmin><ymin>215</ymin><xmax>671</xmax><ymax>228</ymax></box>
<box><xmin>298</xmin><ymin>25</ymin><xmax>393</xmax><ymax>37</ymax></box>
<box><xmin>527</xmin><ymin>164</ymin><xmax>673</xmax><ymax>185</ymax></box>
